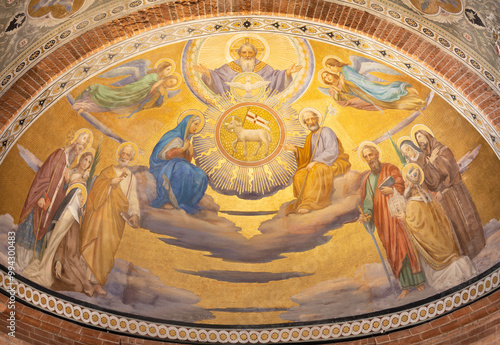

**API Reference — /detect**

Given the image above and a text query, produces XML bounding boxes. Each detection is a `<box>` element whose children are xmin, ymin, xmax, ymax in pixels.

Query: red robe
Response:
<box><xmin>19</xmin><ymin>148</ymin><xmax>69</xmax><ymax>241</ymax></box>
<box><xmin>361</xmin><ymin>163</ymin><xmax>421</xmax><ymax>278</ymax></box>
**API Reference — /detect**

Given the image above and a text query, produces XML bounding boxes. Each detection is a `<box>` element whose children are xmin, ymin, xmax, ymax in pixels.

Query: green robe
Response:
<box><xmin>77</xmin><ymin>73</ymin><xmax>159</xmax><ymax>109</ymax></box>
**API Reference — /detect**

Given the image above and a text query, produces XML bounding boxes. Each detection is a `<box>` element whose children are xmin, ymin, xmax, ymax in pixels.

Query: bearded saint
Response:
<box><xmin>358</xmin><ymin>144</ymin><xmax>425</xmax><ymax>299</ymax></box>
<box><xmin>282</xmin><ymin>110</ymin><xmax>350</xmax><ymax>214</ymax></box>
<box><xmin>16</xmin><ymin>130</ymin><xmax>92</xmax><ymax>270</ymax></box>
<box><xmin>80</xmin><ymin>143</ymin><xmax>140</xmax><ymax>295</ymax></box>
<box><xmin>414</xmin><ymin>129</ymin><xmax>485</xmax><ymax>258</ymax></box>
<box><xmin>193</xmin><ymin>43</ymin><xmax>302</xmax><ymax>96</ymax></box>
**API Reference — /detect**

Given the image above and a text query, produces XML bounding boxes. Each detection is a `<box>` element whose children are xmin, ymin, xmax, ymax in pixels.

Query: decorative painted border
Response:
<box><xmin>0</xmin><ymin>0</ymin><xmax>174</xmax><ymax>96</ymax></box>
<box><xmin>1</xmin><ymin>17</ymin><xmax>498</xmax><ymax>164</ymax></box>
<box><xmin>1</xmin><ymin>267</ymin><xmax>498</xmax><ymax>342</ymax></box>
<box><xmin>329</xmin><ymin>0</ymin><xmax>499</xmax><ymax>89</ymax></box>
<box><xmin>0</xmin><ymin>0</ymin><xmax>499</xmax><ymax>97</ymax></box>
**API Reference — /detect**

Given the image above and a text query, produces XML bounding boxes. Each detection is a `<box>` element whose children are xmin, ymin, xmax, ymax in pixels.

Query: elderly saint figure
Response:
<box><xmin>414</xmin><ymin>128</ymin><xmax>485</xmax><ymax>258</ymax></box>
<box><xmin>16</xmin><ymin>129</ymin><xmax>92</xmax><ymax>270</ymax></box>
<box><xmin>282</xmin><ymin>109</ymin><xmax>350</xmax><ymax>214</ymax></box>
<box><xmin>395</xmin><ymin>164</ymin><xmax>477</xmax><ymax>291</ymax></box>
<box><xmin>80</xmin><ymin>143</ymin><xmax>140</xmax><ymax>295</ymax></box>
<box><xmin>193</xmin><ymin>43</ymin><xmax>302</xmax><ymax>96</ymax></box>
<box><xmin>358</xmin><ymin>143</ymin><xmax>425</xmax><ymax>300</ymax></box>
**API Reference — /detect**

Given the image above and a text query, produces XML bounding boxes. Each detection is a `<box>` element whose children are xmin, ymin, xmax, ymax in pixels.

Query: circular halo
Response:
<box><xmin>225</xmin><ymin>34</ymin><xmax>270</xmax><ymax>62</ymax></box>
<box><xmin>411</xmin><ymin>124</ymin><xmax>434</xmax><ymax>146</ymax></box>
<box><xmin>322</xmin><ymin>55</ymin><xmax>345</xmax><ymax>70</ymax></box>
<box><xmin>317</xmin><ymin>68</ymin><xmax>339</xmax><ymax>88</ymax></box>
<box><xmin>72</xmin><ymin>128</ymin><xmax>93</xmax><ymax>154</ymax></box>
<box><xmin>115</xmin><ymin>142</ymin><xmax>139</xmax><ymax>165</ymax></box>
<box><xmin>397</xmin><ymin>136</ymin><xmax>413</xmax><ymax>149</ymax></box>
<box><xmin>166</xmin><ymin>72</ymin><xmax>183</xmax><ymax>90</ymax></box>
<box><xmin>358</xmin><ymin>141</ymin><xmax>383</xmax><ymax>165</ymax></box>
<box><xmin>298</xmin><ymin>107</ymin><xmax>322</xmax><ymax>130</ymax></box>
<box><xmin>66</xmin><ymin>183</ymin><xmax>88</xmax><ymax>206</ymax></box>
<box><xmin>177</xmin><ymin>109</ymin><xmax>205</xmax><ymax>134</ymax></box>
<box><xmin>154</xmin><ymin>58</ymin><xmax>175</xmax><ymax>74</ymax></box>
<box><xmin>402</xmin><ymin>163</ymin><xmax>425</xmax><ymax>185</ymax></box>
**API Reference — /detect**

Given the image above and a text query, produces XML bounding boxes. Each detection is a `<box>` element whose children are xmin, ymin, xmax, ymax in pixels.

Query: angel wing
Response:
<box><xmin>318</xmin><ymin>87</ymin><xmax>331</xmax><ymax>97</ymax></box>
<box><xmin>457</xmin><ymin>145</ymin><xmax>481</xmax><ymax>174</ymax></box>
<box><xmin>98</xmin><ymin>59</ymin><xmax>151</xmax><ymax>87</ymax></box>
<box><xmin>349</xmin><ymin>56</ymin><xmax>402</xmax><ymax>83</ymax></box>
<box><xmin>31</xmin><ymin>0</ymin><xmax>74</xmax><ymax>13</ymax></box>
<box><xmin>17</xmin><ymin>144</ymin><xmax>43</xmax><ymax>172</ymax></box>
<box><xmin>167</xmin><ymin>89</ymin><xmax>181</xmax><ymax>99</ymax></box>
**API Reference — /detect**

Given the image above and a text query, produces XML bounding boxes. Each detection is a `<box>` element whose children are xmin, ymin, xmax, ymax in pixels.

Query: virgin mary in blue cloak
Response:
<box><xmin>149</xmin><ymin>115</ymin><xmax>208</xmax><ymax>214</ymax></box>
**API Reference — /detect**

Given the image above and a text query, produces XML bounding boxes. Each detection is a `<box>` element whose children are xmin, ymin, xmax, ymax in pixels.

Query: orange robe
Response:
<box><xmin>361</xmin><ymin>163</ymin><xmax>421</xmax><ymax>278</ymax></box>
<box><xmin>288</xmin><ymin>130</ymin><xmax>350</xmax><ymax>213</ymax></box>
<box><xmin>80</xmin><ymin>166</ymin><xmax>131</xmax><ymax>286</ymax></box>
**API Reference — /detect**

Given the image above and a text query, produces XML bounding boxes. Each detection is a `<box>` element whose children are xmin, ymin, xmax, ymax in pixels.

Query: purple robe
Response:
<box><xmin>202</xmin><ymin>59</ymin><xmax>291</xmax><ymax>95</ymax></box>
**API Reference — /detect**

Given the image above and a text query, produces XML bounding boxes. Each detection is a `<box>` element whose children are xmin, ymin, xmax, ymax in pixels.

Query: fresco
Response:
<box><xmin>1</xmin><ymin>33</ymin><xmax>500</xmax><ymax>327</ymax></box>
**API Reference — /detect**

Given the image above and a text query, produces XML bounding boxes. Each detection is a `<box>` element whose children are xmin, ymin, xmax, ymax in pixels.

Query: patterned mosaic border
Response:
<box><xmin>328</xmin><ymin>0</ymin><xmax>500</xmax><ymax>89</ymax></box>
<box><xmin>0</xmin><ymin>0</ymin><xmax>499</xmax><ymax>97</ymax></box>
<box><xmin>1</xmin><ymin>267</ymin><xmax>499</xmax><ymax>342</ymax></box>
<box><xmin>1</xmin><ymin>16</ymin><xmax>499</xmax><ymax>164</ymax></box>
<box><xmin>0</xmin><ymin>0</ymin><xmax>173</xmax><ymax>96</ymax></box>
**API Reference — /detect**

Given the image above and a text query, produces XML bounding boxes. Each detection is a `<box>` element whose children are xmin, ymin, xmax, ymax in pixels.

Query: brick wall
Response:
<box><xmin>0</xmin><ymin>290</ymin><xmax>499</xmax><ymax>344</ymax></box>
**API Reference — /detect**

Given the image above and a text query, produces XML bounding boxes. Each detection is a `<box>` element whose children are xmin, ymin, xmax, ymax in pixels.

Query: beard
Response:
<box><xmin>241</xmin><ymin>58</ymin><xmax>256</xmax><ymax>72</ymax></box>
<box><xmin>307</xmin><ymin>123</ymin><xmax>320</xmax><ymax>132</ymax></box>
<box><xmin>368</xmin><ymin>159</ymin><xmax>382</xmax><ymax>175</ymax></box>
<box><xmin>418</xmin><ymin>141</ymin><xmax>429</xmax><ymax>155</ymax></box>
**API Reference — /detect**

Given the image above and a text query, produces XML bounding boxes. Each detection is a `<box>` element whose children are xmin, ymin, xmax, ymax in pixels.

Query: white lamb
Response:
<box><xmin>224</xmin><ymin>117</ymin><xmax>272</xmax><ymax>156</ymax></box>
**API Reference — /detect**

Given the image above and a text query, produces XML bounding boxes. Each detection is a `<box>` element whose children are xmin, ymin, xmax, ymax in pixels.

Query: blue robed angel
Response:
<box><xmin>149</xmin><ymin>115</ymin><xmax>208</xmax><ymax>214</ymax></box>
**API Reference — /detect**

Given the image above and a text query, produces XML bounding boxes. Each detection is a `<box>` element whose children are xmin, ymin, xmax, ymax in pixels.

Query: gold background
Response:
<box><xmin>1</xmin><ymin>36</ymin><xmax>499</xmax><ymax>325</ymax></box>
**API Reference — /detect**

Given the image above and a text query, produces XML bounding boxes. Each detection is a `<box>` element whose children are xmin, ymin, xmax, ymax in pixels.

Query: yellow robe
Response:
<box><xmin>80</xmin><ymin>166</ymin><xmax>130</xmax><ymax>286</ymax></box>
<box><xmin>288</xmin><ymin>131</ymin><xmax>350</xmax><ymax>213</ymax></box>
<box><xmin>404</xmin><ymin>198</ymin><xmax>459</xmax><ymax>270</ymax></box>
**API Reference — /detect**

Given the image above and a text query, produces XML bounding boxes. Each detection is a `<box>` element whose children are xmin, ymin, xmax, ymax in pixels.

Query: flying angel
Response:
<box><xmin>31</xmin><ymin>0</ymin><xmax>74</xmax><ymax>13</ymax></box>
<box><xmin>318</xmin><ymin>55</ymin><xmax>429</xmax><ymax>114</ymax></box>
<box><xmin>225</xmin><ymin>76</ymin><xmax>271</xmax><ymax>98</ymax></box>
<box><xmin>70</xmin><ymin>59</ymin><xmax>181</xmax><ymax>119</ymax></box>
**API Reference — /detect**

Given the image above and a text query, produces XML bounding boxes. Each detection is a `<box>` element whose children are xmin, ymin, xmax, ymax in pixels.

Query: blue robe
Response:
<box><xmin>149</xmin><ymin>116</ymin><xmax>208</xmax><ymax>214</ymax></box>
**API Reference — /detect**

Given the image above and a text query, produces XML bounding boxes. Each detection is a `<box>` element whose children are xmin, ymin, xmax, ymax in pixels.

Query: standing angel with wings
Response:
<box><xmin>318</xmin><ymin>56</ymin><xmax>428</xmax><ymax>113</ymax></box>
<box><xmin>70</xmin><ymin>59</ymin><xmax>181</xmax><ymax>119</ymax></box>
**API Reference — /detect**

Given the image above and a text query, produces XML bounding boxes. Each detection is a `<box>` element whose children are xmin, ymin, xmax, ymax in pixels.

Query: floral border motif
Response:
<box><xmin>1</xmin><ymin>267</ymin><xmax>498</xmax><ymax>342</ymax></box>
<box><xmin>0</xmin><ymin>0</ymin><xmax>498</xmax><ymax>95</ymax></box>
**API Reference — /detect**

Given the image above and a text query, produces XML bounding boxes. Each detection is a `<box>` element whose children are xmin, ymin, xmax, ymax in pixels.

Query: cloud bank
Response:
<box><xmin>136</xmin><ymin>168</ymin><xmax>364</xmax><ymax>263</ymax></box>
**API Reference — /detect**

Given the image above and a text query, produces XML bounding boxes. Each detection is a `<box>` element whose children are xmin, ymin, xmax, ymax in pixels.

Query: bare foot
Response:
<box><xmin>408</xmin><ymin>87</ymin><xmax>419</xmax><ymax>95</ymax></box>
<box><xmin>398</xmin><ymin>289</ymin><xmax>410</xmax><ymax>300</ymax></box>
<box><xmin>54</xmin><ymin>261</ymin><xmax>62</xmax><ymax>278</ymax></box>
<box><xmin>162</xmin><ymin>203</ymin><xmax>174</xmax><ymax>210</ymax></box>
<box><xmin>297</xmin><ymin>208</ymin><xmax>310</xmax><ymax>214</ymax></box>
<box><xmin>94</xmin><ymin>285</ymin><xmax>107</xmax><ymax>296</ymax></box>
<box><xmin>416</xmin><ymin>284</ymin><xmax>425</xmax><ymax>292</ymax></box>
